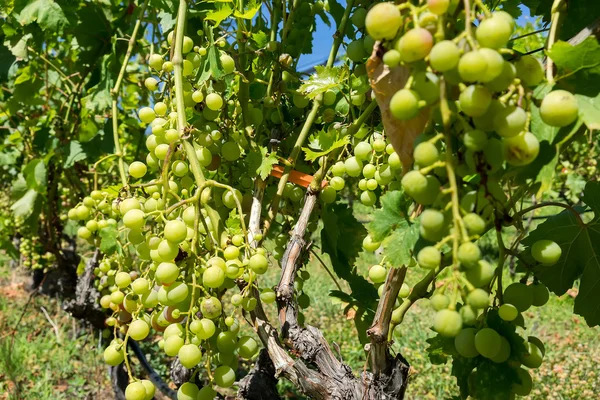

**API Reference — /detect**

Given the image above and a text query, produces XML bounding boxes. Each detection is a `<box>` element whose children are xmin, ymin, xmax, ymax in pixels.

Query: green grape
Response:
<box><xmin>490</xmin><ymin>336</ymin><xmax>511</xmax><ymax>363</ymax></box>
<box><xmin>198</xmin><ymin>386</ymin><xmax>217</xmax><ymax>400</ymax></box>
<box><xmin>120</xmin><ymin>198</ymin><xmax>141</xmax><ymax>215</ymax></box>
<box><xmin>221</xmin><ymin>141</ymin><xmax>241</xmax><ymax>161</ymax></box>
<box><xmin>478</xmin><ymin>48</ymin><xmax>505</xmax><ymax>82</ymax></box>
<box><xmin>330</xmin><ymin>176</ymin><xmax>345</xmax><ymax>191</ymax></box>
<box><xmin>383</xmin><ymin>49</ymin><xmax>401</xmax><ymax>68</ymax></box>
<box><xmin>141</xmin><ymin>380</ymin><xmax>155</xmax><ymax>400</ymax></box>
<box><xmin>430</xmin><ymin>293</ymin><xmax>450</xmax><ymax>311</ymax></box>
<box><xmin>427</xmin><ymin>0</ymin><xmax>449</xmax><ymax>15</ymax></box>
<box><xmin>238</xmin><ymin>336</ymin><xmax>259</xmax><ymax>359</ymax></box>
<box><xmin>474</xmin><ymin>328</ymin><xmax>501</xmax><ymax>359</ymax></box>
<box><xmin>172</xmin><ymin>160</ymin><xmax>189</xmax><ymax>177</ymax></box>
<box><xmin>420</xmin><ymin>209</ymin><xmax>445</xmax><ymax>236</ymax></box>
<box><xmin>363</xmin><ymin>35</ymin><xmax>375</xmax><ymax>54</ymax></box>
<box><xmin>465</xmin><ymin>260</ymin><xmax>495</xmax><ymax>287</ymax></box>
<box><xmin>214</xmin><ymin>365</ymin><xmax>236</xmax><ymax>388</ymax></box>
<box><xmin>531</xmin><ymin>239</ymin><xmax>562</xmax><ymax>265</ymax></box>
<box><xmin>458</xmin><ymin>242</ymin><xmax>481</xmax><ymax>268</ymax></box>
<box><xmin>260</xmin><ymin>288</ymin><xmax>276</xmax><ymax>303</ymax></box>
<box><xmin>365</xmin><ymin>3</ymin><xmax>402</xmax><ymax>40</ymax></box>
<box><xmin>388</xmin><ymin>152</ymin><xmax>402</xmax><ymax>170</ymax></box>
<box><xmin>360</xmin><ymin>190</ymin><xmax>377</xmax><ymax>206</ymax></box>
<box><xmin>459</xmin><ymin>85</ymin><xmax>492</xmax><ymax>117</ymax></box>
<box><xmin>123</xmin><ymin>209</ymin><xmax>145</xmax><ymax>230</ymax></box>
<box><xmin>503</xmin><ymin>282</ymin><xmax>533</xmax><ymax>312</ymax></box>
<box><xmin>369</xmin><ymin>264</ymin><xmax>387</xmax><ymax>283</ymax></box>
<box><xmin>463</xmin><ymin>130</ymin><xmax>488</xmax><ymax>152</ymax></box>
<box><xmin>154</xmin><ymin>144</ymin><xmax>170</xmax><ymax>160</ymax></box>
<box><xmin>454</xmin><ymin>328</ymin><xmax>479</xmax><ymax>358</ymax></box>
<box><xmin>515</xmin><ymin>55</ymin><xmax>544</xmax><ymax>86</ymax></box>
<box><xmin>217</xmin><ymin>331</ymin><xmax>238</xmax><ymax>354</ymax></box>
<box><xmin>540</xmin><ymin>90</ymin><xmax>579</xmax><ymax>127</ymax></box>
<box><xmin>164</xmin><ymin>220</ymin><xmax>187</xmax><ymax>243</ymax></box>
<box><xmin>512</xmin><ymin>367</ymin><xmax>533</xmax><ymax>396</ymax></box>
<box><xmin>78</xmin><ymin>227</ymin><xmax>92</xmax><ymax>240</ymax></box>
<box><xmin>249</xmin><ymin>253</ymin><xmax>269</xmax><ymax>274</ymax></box>
<box><xmin>129</xmin><ymin>161</ymin><xmax>147</xmax><ymax>179</ymax></box>
<box><xmin>433</xmin><ymin>309</ymin><xmax>463</xmax><ymax>337</ymax></box>
<box><xmin>531</xmin><ymin>282</ymin><xmax>549</xmax><ymax>307</ymax></box>
<box><xmin>503</xmin><ymin>131</ymin><xmax>539</xmax><ymax>166</ymax></box>
<box><xmin>149</xmin><ymin>54</ymin><xmax>164</xmax><ymax>70</ymax></box>
<box><xmin>166</xmin><ymin>282</ymin><xmax>189</xmax><ymax>304</ymax></box>
<box><xmin>331</xmin><ymin>161</ymin><xmax>345</xmax><ymax>176</ymax></box>
<box><xmin>293</xmin><ymin>93</ymin><xmax>310</xmax><ymax>108</ymax></box>
<box><xmin>354</xmin><ymin>141</ymin><xmax>372</xmax><ymax>160</ymax></box>
<box><xmin>203</xmin><ymin>266</ymin><xmax>225</xmax><ymax>288</ymax></box>
<box><xmin>412</xmin><ymin>72</ymin><xmax>440</xmax><ymax>106</ymax></box>
<box><xmin>458</xmin><ymin>51</ymin><xmax>488</xmax><ymax>83</ymax></box>
<box><xmin>178</xmin><ymin>344</ymin><xmax>202</xmax><ymax>368</ymax></box>
<box><xmin>158</xmin><ymin>239</ymin><xmax>179</xmax><ymax>261</ymax></box>
<box><xmin>139</xmin><ymin>107</ymin><xmax>156</xmax><ymax>124</ymax></box>
<box><xmin>125</xmin><ymin>382</ymin><xmax>147</xmax><ymax>400</ymax></box>
<box><xmin>390</xmin><ymin>89</ymin><xmax>420</xmax><ymax>120</ymax></box>
<box><xmin>177</xmin><ymin>382</ymin><xmax>199</xmax><ymax>400</ymax></box>
<box><xmin>141</xmin><ymin>290</ymin><xmax>158</xmax><ymax>308</ymax></box>
<box><xmin>429</xmin><ymin>40</ymin><xmax>460</xmax><ymax>72</ymax></box>
<box><xmin>164</xmin><ymin>335</ymin><xmax>184</xmax><ymax>356</ymax></box>
<box><xmin>344</xmin><ymin>156</ymin><xmax>363</xmax><ymax>177</ymax></box>
<box><xmin>351</xmin><ymin>7</ymin><xmax>367</xmax><ymax>28</ymax></box>
<box><xmin>201</xmin><ymin>297</ymin><xmax>222</xmax><ymax>319</ymax></box>
<box><xmin>463</xmin><ymin>213</ymin><xmax>486</xmax><ymax>235</ymax></box>
<box><xmin>486</xmin><ymin>61</ymin><xmax>517</xmax><ymax>92</ymax></box>
<box><xmin>493</xmin><ymin>106</ymin><xmax>527</xmax><ymax>138</ymax></box>
<box><xmin>144</xmin><ymin>77</ymin><xmax>158</xmax><ymax>91</ymax></box>
<box><xmin>520</xmin><ymin>341</ymin><xmax>544</xmax><ymax>368</ymax></box>
<box><xmin>362</xmin><ymin>234</ymin><xmax>381</xmax><ymax>252</ymax></box>
<box><xmin>466</xmin><ymin>288</ymin><xmax>490</xmax><ymax>309</ymax></box>
<box><xmin>224</xmin><ymin>245</ymin><xmax>240</xmax><ymax>260</ymax></box>
<box><xmin>459</xmin><ymin>304</ymin><xmax>477</xmax><ymax>326</ymax></box>
<box><xmin>401</xmin><ymin>170</ymin><xmax>427</xmax><ymax>198</ymax></box>
<box><xmin>220</xmin><ymin>54</ymin><xmax>235</xmax><ymax>74</ymax></box>
<box><xmin>205</xmin><ymin>93</ymin><xmax>223</xmax><ymax>111</ymax></box>
<box><xmin>498</xmin><ymin>304</ymin><xmax>518</xmax><ymax>321</ymax></box>
<box><xmin>396</xmin><ymin>28</ymin><xmax>433</xmax><ymax>63</ymax></box>
<box><xmin>154</xmin><ymin>101</ymin><xmax>168</xmax><ymax>116</ymax></box>
<box><xmin>373</xmin><ymin>138</ymin><xmax>386</xmax><ymax>153</ymax></box>
<box><xmin>476</xmin><ymin>15</ymin><xmax>513</xmax><ymax>49</ymax></box>
<box><xmin>128</xmin><ymin>319</ymin><xmax>150</xmax><ymax>341</ymax></box>
<box><xmin>413</xmin><ymin>142</ymin><xmax>439</xmax><ymax>167</ymax></box>
<box><xmin>347</xmin><ymin>39</ymin><xmax>367</xmax><ymax>62</ymax></box>
<box><xmin>156</xmin><ymin>262</ymin><xmax>179</xmax><ymax>285</ymax></box>
<box><xmin>417</xmin><ymin>246</ymin><xmax>441</xmax><ymax>269</ymax></box>
<box><xmin>182</xmin><ymin>36</ymin><xmax>194</xmax><ymax>53</ymax></box>
<box><xmin>398</xmin><ymin>283</ymin><xmax>410</xmax><ymax>298</ymax></box>
<box><xmin>190</xmin><ymin>318</ymin><xmax>216</xmax><ymax>339</ymax></box>
<box><xmin>104</xmin><ymin>344</ymin><xmax>124</xmax><ymax>366</ymax></box>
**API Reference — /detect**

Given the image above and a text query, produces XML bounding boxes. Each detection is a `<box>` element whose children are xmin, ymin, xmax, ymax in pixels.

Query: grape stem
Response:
<box><xmin>462</xmin><ymin>0</ymin><xmax>478</xmax><ymax>49</ymax></box>
<box><xmin>110</xmin><ymin>0</ymin><xmax>149</xmax><ymax>188</ymax></box>
<box><xmin>513</xmin><ymin>201</ymin><xmax>584</xmax><ymax>227</ymax></box>
<box><xmin>546</xmin><ymin>0</ymin><xmax>565</xmax><ymax>83</ymax></box>
<box><xmin>492</xmin><ymin>228</ymin><xmax>506</xmax><ymax>303</ymax></box>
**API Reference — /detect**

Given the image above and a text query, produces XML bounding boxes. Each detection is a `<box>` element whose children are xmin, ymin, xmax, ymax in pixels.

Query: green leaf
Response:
<box><xmin>225</xmin><ymin>209</ymin><xmax>242</xmax><ymax>235</ymax></box>
<box><xmin>426</xmin><ymin>333</ymin><xmax>454</xmax><ymax>364</ymax></box>
<box><xmin>158</xmin><ymin>10</ymin><xmax>176</xmax><ymax>32</ymax></box>
<box><xmin>99</xmin><ymin>226</ymin><xmax>119</xmax><ymax>255</ymax></box>
<box><xmin>16</xmin><ymin>0</ymin><xmax>69</xmax><ymax>31</ymax></box>
<box><xmin>299</xmin><ymin>66</ymin><xmax>348</xmax><ymax>99</ymax></box>
<box><xmin>246</xmin><ymin>146</ymin><xmax>278</xmax><ymax>179</ymax></box>
<box><xmin>302</xmin><ymin>135</ymin><xmax>349</xmax><ymax>162</ymax></box>
<box><xmin>368</xmin><ymin>191</ymin><xmax>410</xmax><ymax>242</ymax></box>
<box><xmin>451</xmin><ymin>355</ymin><xmax>478</xmax><ymax>399</ymax></box>
<box><xmin>64</xmin><ymin>141</ymin><xmax>87</xmax><ymax>168</ymax></box>
<box><xmin>205</xmin><ymin>4</ymin><xmax>233</xmax><ymax>27</ymax></box>
<box><xmin>0</xmin><ymin>41</ymin><xmax>16</xmax><ymax>82</ymax></box>
<box><xmin>11</xmin><ymin>189</ymin><xmax>38</xmax><ymax>219</ymax></box>
<box><xmin>383</xmin><ymin>224</ymin><xmax>420</xmax><ymax>267</ymax></box>
<box><xmin>524</xmin><ymin>182</ymin><xmax>600</xmax><ymax>326</ymax></box>
<box><xmin>251</xmin><ymin>31</ymin><xmax>268</xmax><ymax>48</ymax></box>
<box><xmin>23</xmin><ymin>158</ymin><xmax>47</xmax><ymax>192</ymax></box>
<box><xmin>321</xmin><ymin>204</ymin><xmax>378</xmax><ymax>311</ymax></box>
<box><xmin>468</xmin><ymin>358</ymin><xmax>517</xmax><ymax>400</ymax></box>
<box><xmin>208</xmin><ymin>45</ymin><xmax>224</xmax><ymax>80</ymax></box>
<box><xmin>233</xmin><ymin>0</ymin><xmax>260</xmax><ymax>19</ymax></box>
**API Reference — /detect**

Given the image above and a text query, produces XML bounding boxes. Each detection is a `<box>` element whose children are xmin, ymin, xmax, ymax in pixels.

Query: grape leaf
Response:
<box><xmin>16</xmin><ymin>0</ymin><xmax>69</xmax><ymax>31</ymax></box>
<box><xmin>299</xmin><ymin>66</ymin><xmax>348</xmax><ymax>99</ymax></box>
<box><xmin>251</xmin><ymin>31</ymin><xmax>268</xmax><ymax>48</ymax></box>
<box><xmin>23</xmin><ymin>158</ymin><xmax>47</xmax><ymax>193</ymax></box>
<box><xmin>11</xmin><ymin>189</ymin><xmax>38</xmax><ymax>219</ymax></box>
<box><xmin>64</xmin><ymin>141</ymin><xmax>87</xmax><ymax>168</ymax></box>
<box><xmin>523</xmin><ymin>181</ymin><xmax>600</xmax><ymax>326</ymax></box>
<box><xmin>523</xmin><ymin>0</ymin><xmax>600</xmax><ymax>41</ymax></box>
<box><xmin>245</xmin><ymin>146</ymin><xmax>278</xmax><ymax>179</ymax></box>
<box><xmin>233</xmin><ymin>0</ymin><xmax>260</xmax><ymax>19</ymax></box>
<box><xmin>99</xmin><ymin>226</ymin><xmax>119</xmax><ymax>255</ymax></box>
<box><xmin>208</xmin><ymin>45</ymin><xmax>224</xmax><ymax>80</ymax></box>
<box><xmin>302</xmin><ymin>134</ymin><xmax>349</xmax><ymax>162</ymax></box>
<box><xmin>383</xmin><ymin>224</ymin><xmax>420</xmax><ymax>267</ymax></box>
<box><xmin>368</xmin><ymin>191</ymin><xmax>410</xmax><ymax>242</ymax></box>
<box><xmin>426</xmin><ymin>333</ymin><xmax>455</xmax><ymax>364</ymax></box>
<box><xmin>451</xmin><ymin>355</ymin><xmax>478</xmax><ymax>400</ymax></box>
<box><xmin>468</xmin><ymin>358</ymin><xmax>517</xmax><ymax>400</ymax></box>
<box><xmin>205</xmin><ymin>4</ymin><xmax>232</xmax><ymax>27</ymax></box>
<box><xmin>157</xmin><ymin>10</ymin><xmax>176</xmax><ymax>32</ymax></box>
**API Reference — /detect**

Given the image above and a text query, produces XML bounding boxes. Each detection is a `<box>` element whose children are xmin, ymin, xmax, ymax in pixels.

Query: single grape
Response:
<box><xmin>369</xmin><ymin>264</ymin><xmax>387</xmax><ymax>283</ymax></box>
<box><xmin>476</xmin><ymin>15</ymin><xmax>513</xmax><ymax>49</ymax></box>
<box><xmin>128</xmin><ymin>319</ymin><xmax>150</xmax><ymax>341</ymax></box>
<box><xmin>220</xmin><ymin>54</ymin><xmax>235</xmax><ymax>74</ymax></box>
<box><xmin>104</xmin><ymin>344</ymin><xmax>124</xmax><ymax>366</ymax></box>
<box><xmin>125</xmin><ymin>382</ymin><xmax>147</xmax><ymax>400</ymax></box>
<box><xmin>398</xmin><ymin>283</ymin><xmax>410</xmax><ymax>298</ymax></box>
<box><xmin>238</xmin><ymin>336</ymin><xmax>259</xmax><ymax>359</ymax></box>
<box><xmin>203</xmin><ymin>266</ymin><xmax>225</xmax><ymax>288</ymax></box>
<box><xmin>417</xmin><ymin>246</ymin><xmax>441</xmax><ymax>269</ymax></box>
<box><xmin>463</xmin><ymin>213</ymin><xmax>486</xmax><ymax>235</ymax></box>
<box><xmin>420</xmin><ymin>209</ymin><xmax>445</xmax><ymax>235</ymax></box>
<box><xmin>478</xmin><ymin>48</ymin><xmax>505</xmax><ymax>83</ymax></box>
<box><xmin>139</xmin><ymin>107</ymin><xmax>156</xmax><ymax>124</ymax></box>
<box><xmin>354</xmin><ymin>141</ymin><xmax>372</xmax><ymax>160</ymax></box>
<box><xmin>430</xmin><ymin>293</ymin><xmax>450</xmax><ymax>311</ymax></box>
<box><xmin>198</xmin><ymin>386</ymin><xmax>217</xmax><ymax>400</ymax></box>
<box><xmin>503</xmin><ymin>282</ymin><xmax>533</xmax><ymax>312</ymax></box>
<box><xmin>390</xmin><ymin>89</ymin><xmax>420</xmax><ymax>120</ymax></box>
<box><xmin>498</xmin><ymin>304</ymin><xmax>519</xmax><ymax>321</ymax></box>
<box><xmin>512</xmin><ymin>368</ymin><xmax>533</xmax><ymax>396</ymax></box>
<box><xmin>454</xmin><ymin>328</ymin><xmax>479</xmax><ymax>358</ymax></box>
<box><xmin>540</xmin><ymin>90</ymin><xmax>578</xmax><ymax>127</ymax></box>
<box><xmin>141</xmin><ymin>380</ymin><xmax>155</xmax><ymax>400</ymax></box>
<box><xmin>214</xmin><ymin>365</ymin><xmax>236</xmax><ymax>388</ymax></box>
<box><xmin>249</xmin><ymin>253</ymin><xmax>269</xmax><ymax>274</ymax></box>
<box><xmin>360</xmin><ymin>190</ymin><xmax>377</xmax><ymax>206</ymax></box>
<box><xmin>396</xmin><ymin>28</ymin><xmax>433</xmax><ymax>63</ymax></box>
<box><xmin>413</xmin><ymin>142</ymin><xmax>439</xmax><ymax>167</ymax></box>
<box><xmin>190</xmin><ymin>318</ymin><xmax>216</xmax><ymax>340</ymax></box>
<box><xmin>363</xmin><ymin>234</ymin><xmax>381</xmax><ymax>252</ymax></box>
<box><xmin>156</xmin><ymin>262</ymin><xmax>179</xmax><ymax>284</ymax></box>
<box><xmin>531</xmin><ymin>239</ymin><xmax>562</xmax><ymax>265</ymax></box>
<box><xmin>179</xmin><ymin>344</ymin><xmax>202</xmax><ymax>368</ymax></box>
<box><xmin>123</xmin><ymin>209</ymin><xmax>145</xmax><ymax>230</ymax></box>
<box><xmin>344</xmin><ymin>156</ymin><xmax>363</xmax><ymax>177</ymax></box>
<box><xmin>129</xmin><ymin>161</ymin><xmax>147</xmax><ymax>179</ymax></box>
<box><xmin>401</xmin><ymin>170</ymin><xmax>427</xmax><ymax>199</ymax></box>
<box><xmin>149</xmin><ymin>54</ymin><xmax>164</xmax><ymax>70</ymax></box>
<box><xmin>466</xmin><ymin>288</ymin><xmax>490</xmax><ymax>309</ymax></box>
<box><xmin>347</xmin><ymin>39</ymin><xmax>367</xmax><ymax>62</ymax></box>
<box><xmin>474</xmin><ymin>328</ymin><xmax>501</xmax><ymax>359</ymax></box>
<box><xmin>260</xmin><ymin>288</ymin><xmax>277</xmax><ymax>303</ymax></box>
<box><xmin>427</xmin><ymin>0</ymin><xmax>449</xmax><ymax>14</ymax></box>
<box><xmin>531</xmin><ymin>282</ymin><xmax>550</xmax><ymax>307</ymax></box>
<box><xmin>458</xmin><ymin>51</ymin><xmax>488</xmax><ymax>83</ymax></box>
<box><xmin>493</xmin><ymin>106</ymin><xmax>527</xmax><ymax>138</ymax></box>
<box><xmin>351</xmin><ymin>7</ymin><xmax>368</xmax><ymax>28</ymax></box>
<box><xmin>429</xmin><ymin>40</ymin><xmax>460</xmax><ymax>72</ymax></box>
<box><xmin>459</xmin><ymin>85</ymin><xmax>492</xmax><ymax>117</ymax></box>
<box><xmin>460</xmin><ymin>305</ymin><xmax>477</xmax><ymax>326</ymax></box>
<box><xmin>486</xmin><ymin>61</ymin><xmax>517</xmax><ymax>92</ymax></box>
<box><xmin>515</xmin><ymin>55</ymin><xmax>544</xmax><ymax>86</ymax></box>
<box><xmin>330</xmin><ymin>176</ymin><xmax>345</xmax><ymax>191</ymax></box>
<box><xmin>164</xmin><ymin>220</ymin><xmax>187</xmax><ymax>243</ymax></box>
<box><xmin>205</xmin><ymin>93</ymin><xmax>223</xmax><ymax>111</ymax></box>
<box><xmin>365</xmin><ymin>3</ymin><xmax>402</xmax><ymax>40</ymax></box>
<box><xmin>383</xmin><ymin>49</ymin><xmax>401</xmax><ymax>68</ymax></box>
<box><xmin>177</xmin><ymin>382</ymin><xmax>199</xmax><ymax>400</ymax></box>
<box><xmin>490</xmin><ymin>336</ymin><xmax>511</xmax><ymax>363</ymax></box>
<box><xmin>465</xmin><ymin>260</ymin><xmax>495</xmax><ymax>288</ymax></box>
<box><xmin>502</xmin><ymin>131</ymin><xmax>539</xmax><ymax>166</ymax></box>
<box><xmin>458</xmin><ymin>242</ymin><xmax>481</xmax><ymax>268</ymax></box>
<box><xmin>463</xmin><ymin>130</ymin><xmax>488</xmax><ymax>152</ymax></box>
<box><xmin>433</xmin><ymin>309</ymin><xmax>463</xmax><ymax>337</ymax></box>
<box><xmin>201</xmin><ymin>297</ymin><xmax>222</xmax><ymax>319</ymax></box>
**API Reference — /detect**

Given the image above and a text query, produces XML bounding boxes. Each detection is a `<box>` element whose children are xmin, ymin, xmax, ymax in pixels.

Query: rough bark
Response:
<box><xmin>237</xmin><ymin>349</ymin><xmax>281</xmax><ymax>400</ymax></box>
